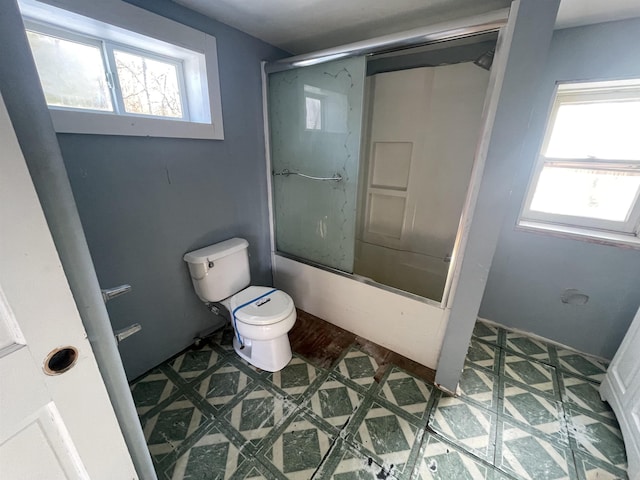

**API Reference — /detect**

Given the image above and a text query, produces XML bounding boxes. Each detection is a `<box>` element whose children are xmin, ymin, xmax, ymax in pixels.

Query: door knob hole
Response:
<box><xmin>44</xmin><ymin>346</ymin><xmax>78</xmax><ymax>375</ymax></box>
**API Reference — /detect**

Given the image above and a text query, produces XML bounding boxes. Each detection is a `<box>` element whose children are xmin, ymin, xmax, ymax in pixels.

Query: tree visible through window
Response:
<box><xmin>113</xmin><ymin>50</ymin><xmax>183</xmax><ymax>118</ymax></box>
<box><xmin>25</xmin><ymin>23</ymin><xmax>188</xmax><ymax>120</ymax></box>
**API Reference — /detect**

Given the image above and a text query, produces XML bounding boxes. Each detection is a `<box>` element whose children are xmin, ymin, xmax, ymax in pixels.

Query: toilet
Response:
<box><xmin>183</xmin><ymin>238</ymin><xmax>296</xmax><ymax>372</ymax></box>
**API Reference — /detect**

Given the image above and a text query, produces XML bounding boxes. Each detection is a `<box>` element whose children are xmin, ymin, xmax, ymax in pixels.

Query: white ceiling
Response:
<box><xmin>173</xmin><ymin>0</ymin><xmax>640</xmax><ymax>54</ymax></box>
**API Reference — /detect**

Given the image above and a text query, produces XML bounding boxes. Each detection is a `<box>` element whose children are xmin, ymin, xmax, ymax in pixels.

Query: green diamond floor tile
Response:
<box><xmin>567</xmin><ymin>409</ymin><xmax>628</xmax><ymax>471</ymax></box>
<box><xmin>242</xmin><ymin>468</ymin><xmax>268</xmax><ymax>480</ymax></box>
<box><xmin>307</xmin><ymin>374</ymin><xmax>364</xmax><ymax>429</ymax></box>
<box><xmin>162</xmin><ymin>422</ymin><xmax>247</xmax><ymax>480</ymax></box>
<box><xmin>351</xmin><ymin>400</ymin><xmax>423</xmax><ymax>477</ymax></box>
<box><xmin>559</xmin><ymin>372</ymin><xmax>615</xmax><ymax>420</ymax></box>
<box><xmin>378</xmin><ymin>366</ymin><xmax>434</xmax><ymax>421</ymax></box>
<box><xmin>496</xmin><ymin>419</ymin><xmax>577</xmax><ymax>480</ymax></box>
<box><xmin>429</xmin><ymin>396</ymin><xmax>496</xmax><ymax>462</ymax></box>
<box><xmin>261</xmin><ymin>410</ymin><xmax>335</xmax><ymax>480</ymax></box>
<box><xmin>264</xmin><ymin>355</ymin><xmax>321</xmax><ymax>401</ymax></box>
<box><xmin>196</xmin><ymin>362</ymin><xmax>254</xmax><ymax>411</ymax></box>
<box><xmin>229</xmin><ymin>458</ymin><xmax>280</xmax><ymax>480</ymax></box>
<box><xmin>130</xmin><ymin>368</ymin><xmax>179</xmax><ymax>416</ymax></box>
<box><xmin>472</xmin><ymin>320</ymin><xmax>502</xmax><ymax>346</ymax></box>
<box><xmin>210</xmin><ymin>326</ymin><xmax>236</xmax><ymax>352</ymax></box>
<box><xmin>224</xmin><ymin>384</ymin><xmax>296</xmax><ymax>448</ymax></box>
<box><xmin>312</xmin><ymin>438</ymin><xmax>399</xmax><ymax>480</ymax></box>
<box><xmin>502</xmin><ymin>351</ymin><xmax>559</xmax><ymax>398</ymax></box>
<box><xmin>457</xmin><ymin>365</ymin><xmax>499</xmax><ymax>411</ymax></box>
<box><xmin>555</xmin><ymin>349</ymin><xmax>609</xmax><ymax>383</ymax></box>
<box><xmin>466</xmin><ymin>338</ymin><xmax>500</xmax><ymax>374</ymax></box>
<box><xmin>504</xmin><ymin>331</ymin><xmax>553</xmax><ymax>364</ymax></box>
<box><xmin>414</xmin><ymin>434</ymin><xmax>498</xmax><ymax>480</ymax></box>
<box><xmin>142</xmin><ymin>394</ymin><xmax>211</xmax><ymax>463</ymax></box>
<box><xmin>334</xmin><ymin>347</ymin><xmax>378</xmax><ymax>388</ymax></box>
<box><xmin>501</xmin><ymin>379</ymin><xmax>567</xmax><ymax>443</ymax></box>
<box><xmin>573</xmin><ymin>451</ymin><xmax>629</xmax><ymax>480</ymax></box>
<box><xmin>170</xmin><ymin>345</ymin><xmax>221</xmax><ymax>381</ymax></box>
<box><xmin>137</xmin><ymin>319</ymin><xmax>630</xmax><ymax>480</ymax></box>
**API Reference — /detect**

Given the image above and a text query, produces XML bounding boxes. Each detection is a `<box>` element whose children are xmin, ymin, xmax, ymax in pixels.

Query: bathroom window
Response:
<box><xmin>26</xmin><ymin>25</ymin><xmax>188</xmax><ymax>120</ymax></box>
<box><xmin>305</xmin><ymin>94</ymin><xmax>323</xmax><ymax>130</ymax></box>
<box><xmin>19</xmin><ymin>0</ymin><xmax>224</xmax><ymax>140</ymax></box>
<box><xmin>519</xmin><ymin>79</ymin><xmax>640</xmax><ymax>245</ymax></box>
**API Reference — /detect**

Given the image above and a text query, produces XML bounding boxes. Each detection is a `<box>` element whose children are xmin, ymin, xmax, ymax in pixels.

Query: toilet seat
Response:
<box><xmin>230</xmin><ymin>286</ymin><xmax>294</xmax><ymax>326</ymax></box>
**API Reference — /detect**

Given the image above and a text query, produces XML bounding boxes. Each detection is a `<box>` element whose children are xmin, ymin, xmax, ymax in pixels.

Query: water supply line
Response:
<box><xmin>273</xmin><ymin>168</ymin><xmax>343</xmax><ymax>182</ymax></box>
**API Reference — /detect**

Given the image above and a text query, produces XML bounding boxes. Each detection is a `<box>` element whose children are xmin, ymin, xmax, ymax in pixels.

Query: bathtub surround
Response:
<box><xmin>131</xmin><ymin>316</ymin><xmax>627</xmax><ymax>479</ymax></box>
<box><xmin>355</xmin><ymin>62</ymin><xmax>490</xmax><ymax>301</ymax></box>
<box><xmin>274</xmin><ymin>255</ymin><xmax>448</xmax><ymax>370</ymax></box>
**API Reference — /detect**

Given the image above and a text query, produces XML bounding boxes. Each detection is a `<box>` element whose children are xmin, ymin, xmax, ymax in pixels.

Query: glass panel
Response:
<box><xmin>269</xmin><ymin>57</ymin><xmax>366</xmax><ymax>272</ymax></box>
<box><xmin>113</xmin><ymin>50</ymin><xmax>183</xmax><ymax>118</ymax></box>
<box><xmin>530</xmin><ymin>165</ymin><xmax>640</xmax><ymax>221</ymax></box>
<box><xmin>26</xmin><ymin>30</ymin><xmax>112</xmax><ymax>111</ymax></box>
<box><xmin>546</xmin><ymin>101</ymin><xmax>640</xmax><ymax>160</ymax></box>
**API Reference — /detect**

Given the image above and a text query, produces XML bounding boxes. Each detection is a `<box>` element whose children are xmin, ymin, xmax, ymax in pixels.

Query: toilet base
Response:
<box><xmin>232</xmin><ymin>334</ymin><xmax>292</xmax><ymax>372</ymax></box>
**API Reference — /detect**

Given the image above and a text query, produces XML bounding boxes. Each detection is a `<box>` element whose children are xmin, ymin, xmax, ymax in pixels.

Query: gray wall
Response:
<box><xmin>56</xmin><ymin>0</ymin><xmax>287</xmax><ymax>380</ymax></box>
<box><xmin>480</xmin><ymin>18</ymin><xmax>640</xmax><ymax>360</ymax></box>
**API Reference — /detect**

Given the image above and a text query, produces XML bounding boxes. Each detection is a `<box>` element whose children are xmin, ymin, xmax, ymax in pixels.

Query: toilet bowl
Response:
<box><xmin>183</xmin><ymin>238</ymin><xmax>296</xmax><ymax>372</ymax></box>
<box><xmin>224</xmin><ymin>286</ymin><xmax>296</xmax><ymax>371</ymax></box>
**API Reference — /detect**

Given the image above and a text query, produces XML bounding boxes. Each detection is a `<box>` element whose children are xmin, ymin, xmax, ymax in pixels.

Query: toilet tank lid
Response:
<box><xmin>183</xmin><ymin>238</ymin><xmax>248</xmax><ymax>264</ymax></box>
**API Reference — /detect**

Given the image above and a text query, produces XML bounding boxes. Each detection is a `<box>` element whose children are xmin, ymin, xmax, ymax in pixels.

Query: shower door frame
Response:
<box><xmin>262</xmin><ymin>9</ymin><xmax>510</xmax><ymax>310</ymax></box>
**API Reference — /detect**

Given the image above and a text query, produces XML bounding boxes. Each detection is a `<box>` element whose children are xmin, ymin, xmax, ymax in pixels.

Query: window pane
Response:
<box><xmin>305</xmin><ymin>96</ymin><xmax>322</xmax><ymax>130</ymax></box>
<box><xmin>530</xmin><ymin>166</ymin><xmax>640</xmax><ymax>221</ymax></box>
<box><xmin>113</xmin><ymin>50</ymin><xmax>183</xmax><ymax>118</ymax></box>
<box><xmin>26</xmin><ymin>30</ymin><xmax>112</xmax><ymax>111</ymax></box>
<box><xmin>546</xmin><ymin>101</ymin><xmax>640</xmax><ymax>160</ymax></box>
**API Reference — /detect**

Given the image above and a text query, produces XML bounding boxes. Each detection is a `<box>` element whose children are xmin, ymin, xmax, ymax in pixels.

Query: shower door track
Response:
<box><xmin>265</xmin><ymin>9</ymin><xmax>508</xmax><ymax>73</ymax></box>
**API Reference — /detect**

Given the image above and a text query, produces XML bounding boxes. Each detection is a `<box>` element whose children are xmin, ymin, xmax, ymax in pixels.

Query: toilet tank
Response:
<box><xmin>183</xmin><ymin>238</ymin><xmax>250</xmax><ymax>302</ymax></box>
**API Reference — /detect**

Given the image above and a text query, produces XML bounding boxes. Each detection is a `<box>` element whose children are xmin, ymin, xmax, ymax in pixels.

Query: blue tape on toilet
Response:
<box><xmin>232</xmin><ymin>288</ymin><xmax>277</xmax><ymax>345</ymax></box>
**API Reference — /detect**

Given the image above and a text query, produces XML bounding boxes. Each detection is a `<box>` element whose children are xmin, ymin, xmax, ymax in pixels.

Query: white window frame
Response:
<box><xmin>105</xmin><ymin>41</ymin><xmax>191</xmax><ymax>121</ymax></box>
<box><xmin>18</xmin><ymin>0</ymin><xmax>224</xmax><ymax>140</ymax></box>
<box><xmin>519</xmin><ymin>79</ymin><xmax>640</xmax><ymax>246</ymax></box>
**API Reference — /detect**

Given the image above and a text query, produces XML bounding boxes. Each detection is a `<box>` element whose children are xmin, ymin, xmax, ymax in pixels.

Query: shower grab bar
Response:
<box><xmin>273</xmin><ymin>168</ymin><xmax>343</xmax><ymax>182</ymax></box>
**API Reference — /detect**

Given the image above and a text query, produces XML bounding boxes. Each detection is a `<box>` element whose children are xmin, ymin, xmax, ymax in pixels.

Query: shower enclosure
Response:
<box><xmin>267</xmin><ymin>36</ymin><xmax>494</xmax><ymax>304</ymax></box>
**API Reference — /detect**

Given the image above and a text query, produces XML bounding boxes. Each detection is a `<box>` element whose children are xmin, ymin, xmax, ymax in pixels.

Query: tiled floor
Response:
<box><xmin>130</xmin><ymin>317</ymin><xmax>628</xmax><ymax>479</ymax></box>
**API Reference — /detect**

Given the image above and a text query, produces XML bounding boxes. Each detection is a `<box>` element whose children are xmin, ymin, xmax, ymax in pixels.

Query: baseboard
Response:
<box><xmin>477</xmin><ymin>316</ymin><xmax>611</xmax><ymax>362</ymax></box>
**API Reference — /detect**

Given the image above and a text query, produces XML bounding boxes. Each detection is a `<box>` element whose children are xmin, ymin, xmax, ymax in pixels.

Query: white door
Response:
<box><xmin>600</xmin><ymin>305</ymin><xmax>640</xmax><ymax>480</ymax></box>
<box><xmin>0</xmin><ymin>93</ymin><xmax>138</xmax><ymax>479</ymax></box>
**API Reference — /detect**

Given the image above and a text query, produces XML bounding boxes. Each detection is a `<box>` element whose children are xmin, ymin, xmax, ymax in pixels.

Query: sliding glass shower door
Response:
<box><xmin>269</xmin><ymin>57</ymin><xmax>365</xmax><ymax>272</ymax></box>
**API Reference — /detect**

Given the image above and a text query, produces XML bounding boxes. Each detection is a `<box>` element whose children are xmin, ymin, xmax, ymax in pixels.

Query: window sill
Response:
<box><xmin>517</xmin><ymin>220</ymin><xmax>640</xmax><ymax>249</ymax></box>
<box><xmin>50</xmin><ymin>109</ymin><xmax>223</xmax><ymax>140</ymax></box>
